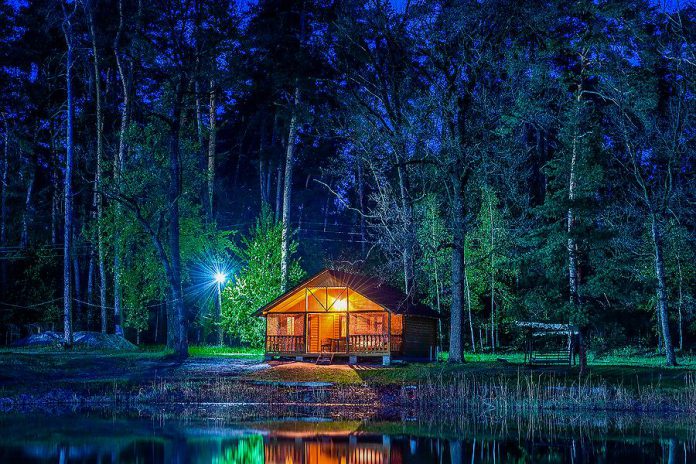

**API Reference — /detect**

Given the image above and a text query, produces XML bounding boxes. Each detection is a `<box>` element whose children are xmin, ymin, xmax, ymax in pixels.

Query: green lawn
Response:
<box><xmin>187</xmin><ymin>345</ymin><xmax>263</xmax><ymax>358</ymax></box>
<box><xmin>247</xmin><ymin>352</ymin><xmax>696</xmax><ymax>389</ymax></box>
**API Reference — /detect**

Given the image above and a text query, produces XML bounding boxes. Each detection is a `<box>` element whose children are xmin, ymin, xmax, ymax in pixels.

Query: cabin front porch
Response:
<box><xmin>265</xmin><ymin>312</ymin><xmax>403</xmax><ymax>362</ymax></box>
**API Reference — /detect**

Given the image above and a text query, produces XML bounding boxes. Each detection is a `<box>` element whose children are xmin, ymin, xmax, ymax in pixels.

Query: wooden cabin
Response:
<box><xmin>255</xmin><ymin>269</ymin><xmax>439</xmax><ymax>365</ymax></box>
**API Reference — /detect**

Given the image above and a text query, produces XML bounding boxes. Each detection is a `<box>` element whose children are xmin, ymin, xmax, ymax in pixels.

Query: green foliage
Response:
<box><xmin>466</xmin><ymin>187</ymin><xmax>518</xmax><ymax>328</ymax></box>
<box><xmin>104</xmin><ymin>117</ymin><xmax>231</xmax><ymax>336</ymax></box>
<box><xmin>221</xmin><ymin>207</ymin><xmax>304</xmax><ymax>347</ymax></box>
<box><xmin>415</xmin><ymin>194</ymin><xmax>451</xmax><ymax>314</ymax></box>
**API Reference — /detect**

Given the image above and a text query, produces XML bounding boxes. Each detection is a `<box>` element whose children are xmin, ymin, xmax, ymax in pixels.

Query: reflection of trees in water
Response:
<box><xmin>397</xmin><ymin>407</ymin><xmax>696</xmax><ymax>446</ymax></box>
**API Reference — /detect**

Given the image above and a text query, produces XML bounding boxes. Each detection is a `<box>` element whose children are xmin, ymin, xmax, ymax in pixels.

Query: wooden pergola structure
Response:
<box><xmin>517</xmin><ymin>321</ymin><xmax>579</xmax><ymax>366</ymax></box>
<box><xmin>255</xmin><ymin>269</ymin><xmax>439</xmax><ymax>365</ymax></box>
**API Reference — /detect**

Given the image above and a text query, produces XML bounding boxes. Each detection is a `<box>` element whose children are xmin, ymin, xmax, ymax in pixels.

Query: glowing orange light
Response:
<box><xmin>333</xmin><ymin>298</ymin><xmax>347</xmax><ymax>311</ymax></box>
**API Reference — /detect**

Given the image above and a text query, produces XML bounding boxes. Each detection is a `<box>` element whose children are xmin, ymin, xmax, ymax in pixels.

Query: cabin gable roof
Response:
<box><xmin>254</xmin><ymin>269</ymin><xmax>439</xmax><ymax>318</ymax></box>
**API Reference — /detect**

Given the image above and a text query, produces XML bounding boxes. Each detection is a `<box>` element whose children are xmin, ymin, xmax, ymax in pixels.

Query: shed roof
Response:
<box><xmin>254</xmin><ymin>269</ymin><xmax>440</xmax><ymax>318</ymax></box>
<box><xmin>516</xmin><ymin>321</ymin><xmax>579</xmax><ymax>336</ymax></box>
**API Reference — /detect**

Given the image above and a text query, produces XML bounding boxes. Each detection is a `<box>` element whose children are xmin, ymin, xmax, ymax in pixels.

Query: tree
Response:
<box><xmin>604</xmin><ymin>4</ymin><xmax>695</xmax><ymax>365</ymax></box>
<box><xmin>61</xmin><ymin>1</ymin><xmax>75</xmax><ymax>346</ymax></box>
<box><xmin>334</xmin><ymin>0</ymin><xmax>421</xmax><ymax>296</ymax></box>
<box><xmin>85</xmin><ymin>0</ymin><xmax>108</xmax><ymax>334</ymax></box>
<box><xmin>221</xmin><ymin>207</ymin><xmax>304</xmax><ymax>347</ymax></box>
<box><xmin>466</xmin><ymin>188</ymin><xmax>516</xmax><ymax>352</ymax></box>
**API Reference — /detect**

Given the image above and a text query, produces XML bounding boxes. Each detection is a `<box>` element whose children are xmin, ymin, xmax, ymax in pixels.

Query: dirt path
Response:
<box><xmin>0</xmin><ymin>352</ymin><xmax>270</xmax><ymax>387</ymax></box>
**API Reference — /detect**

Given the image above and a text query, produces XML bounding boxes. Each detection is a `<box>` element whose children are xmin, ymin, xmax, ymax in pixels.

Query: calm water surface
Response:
<box><xmin>0</xmin><ymin>411</ymin><xmax>693</xmax><ymax>463</ymax></box>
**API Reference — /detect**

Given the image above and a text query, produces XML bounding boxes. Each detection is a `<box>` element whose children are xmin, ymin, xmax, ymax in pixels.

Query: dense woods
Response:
<box><xmin>0</xmin><ymin>0</ymin><xmax>693</xmax><ymax>366</ymax></box>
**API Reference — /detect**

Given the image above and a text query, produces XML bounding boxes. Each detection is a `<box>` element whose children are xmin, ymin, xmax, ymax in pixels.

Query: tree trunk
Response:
<box><xmin>0</xmin><ymin>116</ymin><xmax>7</xmax><ymax>248</ymax></box>
<box><xmin>73</xmin><ymin>246</ymin><xmax>81</xmax><ymax>328</ymax></box>
<box><xmin>113</xmin><ymin>0</ymin><xmax>130</xmax><ymax>336</ymax></box>
<box><xmin>274</xmin><ymin>159</ymin><xmax>283</xmax><ymax>222</ymax></box>
<box><xmin>207</xmin><ymin>81</ymin><xmax>216</xmax><ymax>222</ymax></box>
<box><xmin>1</xmin><ymin>116</ymin><xmax>8</xmax><ymax>289</ymax></box>
<box><xmin>356</xmin><ymin>159</ymin><xmax>366</xmax><ymax>255</ymax></box>
<box><xmin>463</xmin><ymin>243</ymin><xmax>475</xmax><ymax>352</ymax></box>
<box><xmin>677</xmin><ymin>256</ymin><xmax>683</xmax><ymax>352</ymax></box>
<box><xmin>280</xmin><ymin>87</ymin><xmax>299</xmax><ymax>292</ymax></box>
<box><xmin>395</xmin><ymin>148</ymin><xmax>415</xmax><ymax>295</ymax></box>
<box><xmin>195</xmin><ymin>80</ymin><xmax>210</xmax><ymax>218</ymax></box>
<box><xmin>86</xmin><ymin>244</ymin><xmax>94</xmax><ymax>330</ymax></box>
<box><xmin>489</xmin><ymin>196</ymin><xmax>495</xmax><ymax>354</ymax></box>
<box><xmin>448</xmin><ymin>174</ymin><xmax>464</xmax><ymax>363</ymax></box>
<box><xmin>166</xmin><ymin>299</ymin><xmax>176</xmax><ymax>349</ymax></box>
<box><xmin>431</xmin><ymin>208</ymin><xmax>442</xmax><ymax>350</ymax></box>
<box><xmin>49</xmin><ymin>124</ymin><xmax>58</xmax><ymax>247</ymax></box>
<box><xmin>322</xmin><ymin>182</ymin><xmax>331</xmax><ymax>231</ymax></box>
<box><xmin>568</xmin><ymin>95</ymin><xmax>586</xmax><ymax>373</ymax></box>
<box><xmin>63</xmin><ymin>11</ymin><xmax>74</xmax><ymax>346</ymax></box>
<box><xmin>168</xmin><ymin>79</ymin><xmax>188</xmax><ymax>358</ymax></box>
<box><xmin>51</xmin><ymin>170</ymin><xmax>58</xmax><ymax>247</ymax></box>
<box><xmin>651</xmin><ymin>213</ymin><xmax>677</xmax><ymax>366</ymax></box>
<box><xmin>259</xmin><ymin>146</ymin><xmax>267</xmax><ymax>205</ymax></box>
<box><xmin>20</xmin><ymin>157</ymin><xmax>34</xmax><ymax>249</ymax></box>
<box><xmin>88</xmin><ymin>6</ymin><xmax>108</xmax><ymax>334</ymax></box>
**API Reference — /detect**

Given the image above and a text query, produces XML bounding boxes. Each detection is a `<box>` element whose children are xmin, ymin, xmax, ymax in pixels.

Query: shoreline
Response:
<box><xmin>1</xmin><ymin>371</ymin><xmax>695</xmax><ymax>415</ymax></box>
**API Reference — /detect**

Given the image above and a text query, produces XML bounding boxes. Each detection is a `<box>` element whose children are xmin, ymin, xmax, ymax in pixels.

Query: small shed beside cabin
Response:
<box><xmin>255</xmin><ymin>269</ymin><xmax>439</xmax><ymax>365</ymax></box>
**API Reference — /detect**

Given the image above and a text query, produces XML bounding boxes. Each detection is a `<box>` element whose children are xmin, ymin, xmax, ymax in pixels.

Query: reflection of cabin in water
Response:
<box><xmin>265</xmin><ymin>433</ymin><xmax>399</xmax><ymax>464</ymax></box>
<box><xmin>256</xmin><ymin>269</ymin><xmax>439</xmax><ymax>364</ymax></box>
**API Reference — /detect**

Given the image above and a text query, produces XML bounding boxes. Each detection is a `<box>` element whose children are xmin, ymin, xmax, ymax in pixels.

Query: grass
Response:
<box><xmin>187</xmin><ymin>345</ymin><xmax>263</xmax><ymax>358</ymax></box>
<box><xmin>247</xmin><ymin>352</ymin><xmax>696</xmax><ymax>390</ymax></box>
<box><xmin>0</xmin><ymin>346</ymin><xmax>694</xmax><ymax>413</ymax></box>
<box><xmin>1</xmin><ymin>345</ymin><xmax>694</xmax><ymax>394</ymax></box>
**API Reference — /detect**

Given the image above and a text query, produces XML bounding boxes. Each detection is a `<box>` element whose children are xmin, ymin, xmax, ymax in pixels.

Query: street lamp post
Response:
<box><xmin>214</xmin><ymin>272</ymin><xmax>226</xmax><ymax>346</ymax></box>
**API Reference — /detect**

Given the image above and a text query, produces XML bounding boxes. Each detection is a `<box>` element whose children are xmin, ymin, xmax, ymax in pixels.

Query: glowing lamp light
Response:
<box><xmin>214</xmin><ymin>272</ymin><xmax>227</xmax><ymax>284</ymax></box>
<box><xmin>333</xmin><ymin>298</ymin><xmax>347</xmax><ymax>311</ymax></box>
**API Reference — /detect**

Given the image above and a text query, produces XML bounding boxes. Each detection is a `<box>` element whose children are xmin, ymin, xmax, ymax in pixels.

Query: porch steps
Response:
<box><xmin>316</xmin><ymin>353</ymin><xmax>334</xmax><ymax>365</ymax></box>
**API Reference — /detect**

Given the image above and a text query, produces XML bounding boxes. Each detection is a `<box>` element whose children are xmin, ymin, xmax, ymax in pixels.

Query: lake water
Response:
<box><xmin>0</xmin><ymin>409</ymin><xmax>693</xmax><ymax>463</ymax></box>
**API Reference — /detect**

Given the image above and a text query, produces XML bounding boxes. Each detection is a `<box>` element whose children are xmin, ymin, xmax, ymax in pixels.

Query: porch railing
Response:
<box><xmin>266</xmin><ymin>334</ymin><xmax>400</xmax><ymax>355</ymax></box>
<box><xmin>349</xmin><ymin>334</ymin><xmax>389</xmax><ymax>353</ymax></box>
<box><xmin>266</xmin><ymin>335</ymin><xmax>305</xmax><ymax>353</ymax></box>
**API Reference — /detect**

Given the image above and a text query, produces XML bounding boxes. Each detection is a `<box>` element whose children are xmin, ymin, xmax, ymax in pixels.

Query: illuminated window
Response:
<box><xmin>307</xmin><ymin>287</ymin><xmax>327</xmax><ymax>311</ymax></box>
<box><xmin>328</xmin><ymin>287</ymin><xmax>348</xmax><ymax>311</ymax></box>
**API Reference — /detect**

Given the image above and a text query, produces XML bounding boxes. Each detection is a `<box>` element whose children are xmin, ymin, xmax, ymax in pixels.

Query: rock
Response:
<box><xmin>12</xmin><ymin>331</ymin><xmax>137</xmax><ymax>351</ymax></box>
<box><xmin>11</xmin><ymin>332</ymin><xmax>63</xmax><ymax>348</ymax></box>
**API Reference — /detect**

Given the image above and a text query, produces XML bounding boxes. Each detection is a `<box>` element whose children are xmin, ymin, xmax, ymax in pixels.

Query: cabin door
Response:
<box><xmin>307</xmin><ymin>314</ymin><xmax>346</xmax><ymax>353</ymax></box>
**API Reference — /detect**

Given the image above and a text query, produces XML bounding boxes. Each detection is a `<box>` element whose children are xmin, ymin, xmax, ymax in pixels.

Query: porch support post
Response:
<box><xmin>349</xmin><ymin>355</ymin><xmax>357</xmax><ymax>365</ymax></box>
<box><xmin>387</xmin><ymin>312</ymin><xmax>391</xmax><ymax>354</ymax></box>
<box><xmin>346</xmin><ymin>289</ymin><xmax>350</xmax><ymax>353</ymax></box>
<box><xmin>304</xmin><ymin>288</ymin><xmax>308</xmax><ymax>353</ymax></box>
<box><xmin>264</xmin><ymin>312</ymin><xmax>268</xmax><ymax>355</ymax></box>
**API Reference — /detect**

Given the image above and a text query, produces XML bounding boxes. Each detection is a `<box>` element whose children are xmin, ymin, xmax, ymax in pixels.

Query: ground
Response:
<box><xmin>0</xmin><ymin>347</ymin><xmax>694</xmax><ymax>390</ymax></box>
<box><xmin>251</xmin><ymin>353</ymin><xmax>696</xmax><ymax>389</ymax></box>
